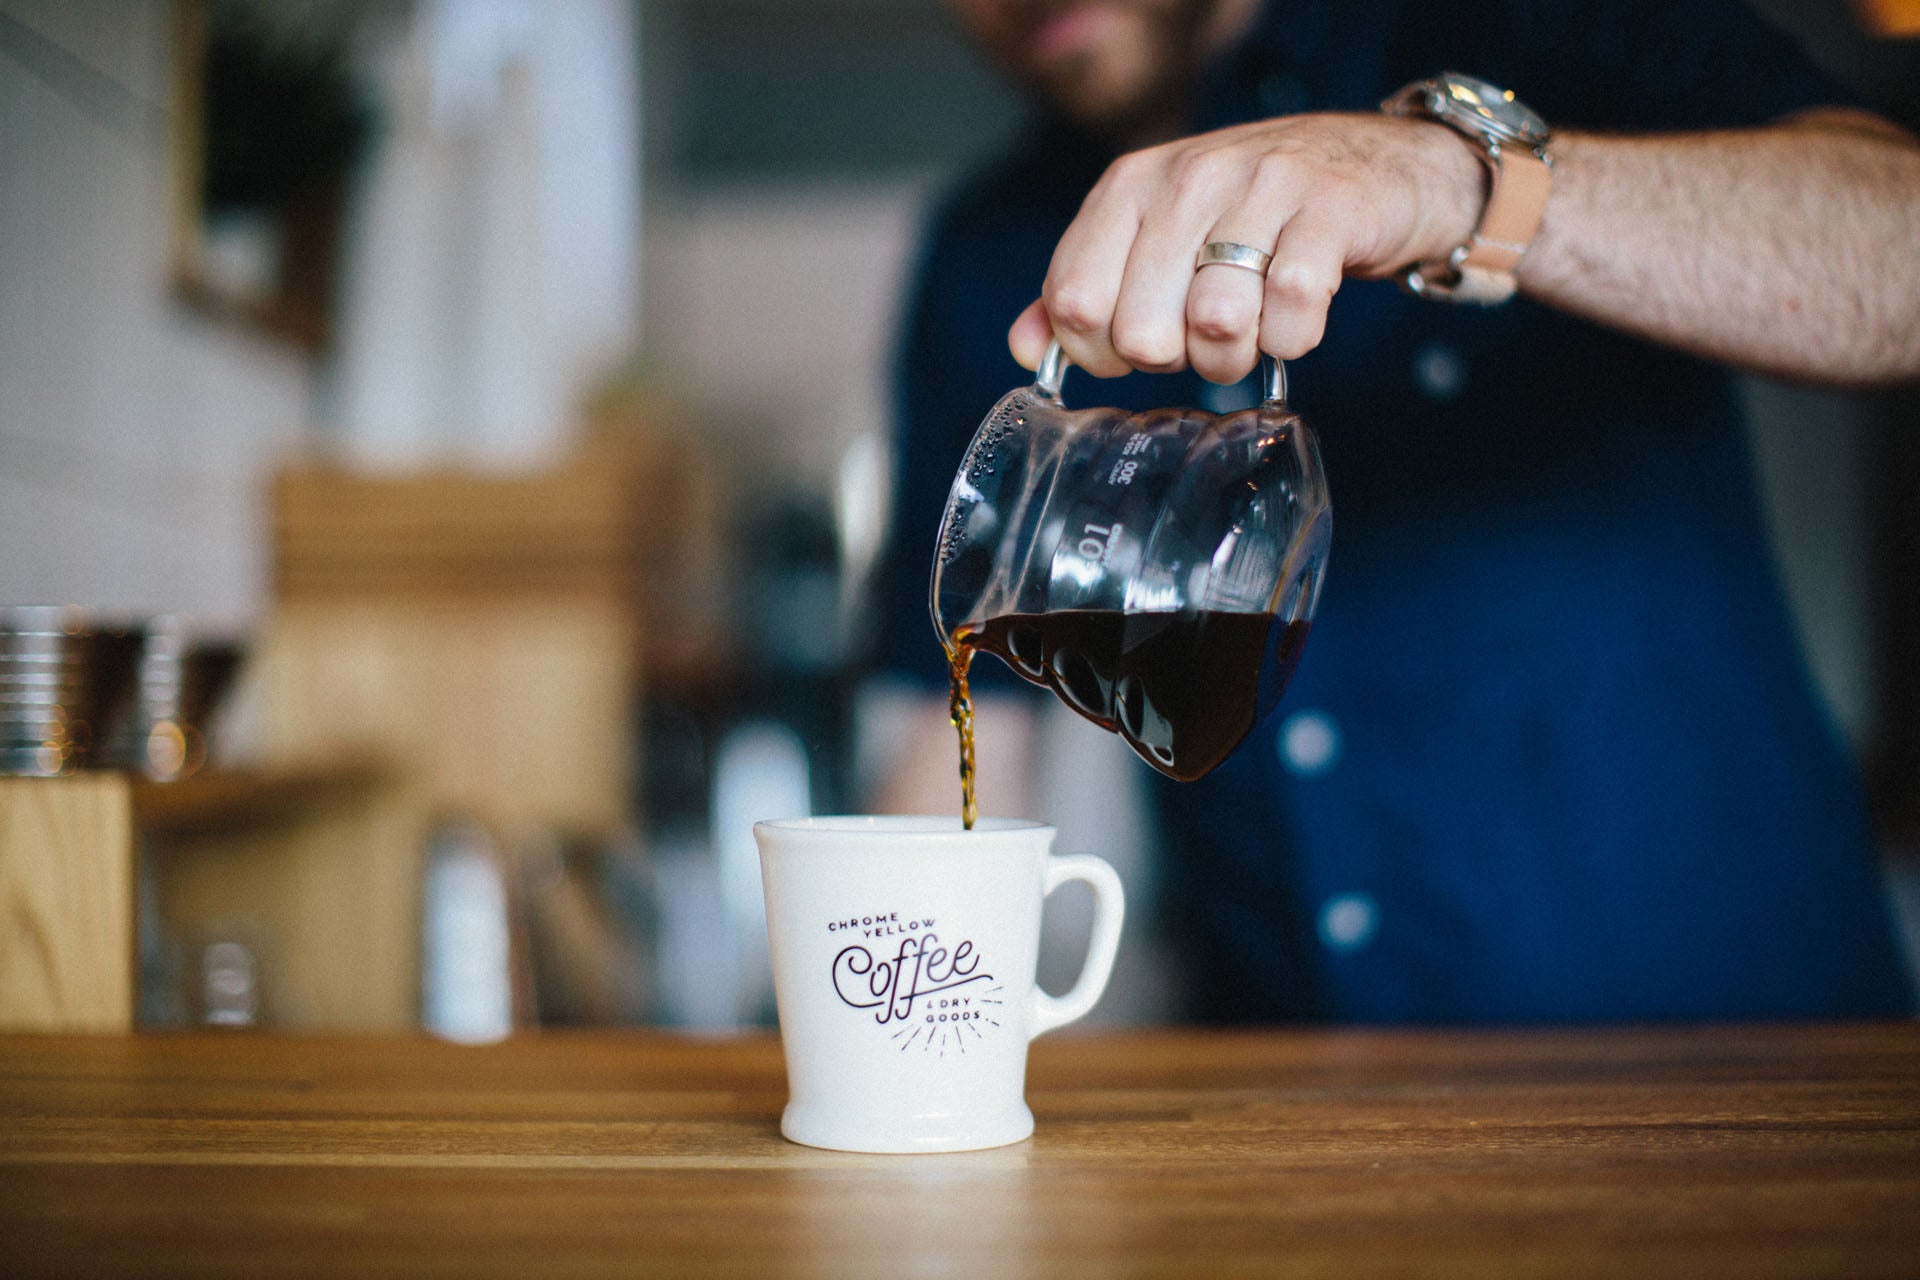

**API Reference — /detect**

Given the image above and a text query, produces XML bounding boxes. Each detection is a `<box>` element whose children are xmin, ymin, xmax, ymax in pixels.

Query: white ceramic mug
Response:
<box><xmin>754</xmin><ymin>816</ymin><xmax>1125</xmax><ymax>1153</ymax></box>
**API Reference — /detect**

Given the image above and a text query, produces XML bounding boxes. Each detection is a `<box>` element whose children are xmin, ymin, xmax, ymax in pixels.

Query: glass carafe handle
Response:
<box><xmin>1034</xmin><ymin>339</ymin><xmax>1287</xmax><ymax>406</ymax></box>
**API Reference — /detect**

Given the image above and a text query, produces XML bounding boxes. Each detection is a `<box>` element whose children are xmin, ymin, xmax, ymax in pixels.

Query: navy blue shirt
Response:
<box><xmin>878</xmin><ymin>0</ymin><xmax>1914</xmax><ymax>1023</ymax></box>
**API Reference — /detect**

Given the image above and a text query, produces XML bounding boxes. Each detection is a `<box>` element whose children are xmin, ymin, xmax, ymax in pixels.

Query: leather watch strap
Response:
<box><xmin>1454</xmin><ymin>145</ymin><xmax>1552</xmax><ymax>280</ymax></box>
<box><xmin>1384</xmin><ymin>72</ymin><xmax>1556</xmax><ymax>306</ymax></box>
<box><xmin>1409</xmin><ymin>142</ymin><xmax>1551</xmax><ymax>305</ymax></box>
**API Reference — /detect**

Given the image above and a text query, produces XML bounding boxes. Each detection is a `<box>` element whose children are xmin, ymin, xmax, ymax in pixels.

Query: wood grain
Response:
<box><xmin>0</xmin><ymin>775</ymin><xmax>133</xmax><ymax>1032</ymax></box>
<box><xmin>0</xmin><ymin>1024</ymin><xmax>1915</xmax><ymax>1277</ymax></box>
<box><xmin>271</xmin><ymin>462</ymin><xmax>647</xmax><ymax>603</ymax></box>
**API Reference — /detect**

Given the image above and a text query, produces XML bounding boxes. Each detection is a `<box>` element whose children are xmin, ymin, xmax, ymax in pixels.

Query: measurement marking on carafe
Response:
<box><xmin>1079</xmin><ymin>522</ymin><xmax>1121</xmax><ymax>563</ymax></box>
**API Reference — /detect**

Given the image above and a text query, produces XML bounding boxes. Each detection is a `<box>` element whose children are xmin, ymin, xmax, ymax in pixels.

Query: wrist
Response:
<box><xmin>1408</xmin><ymin>118</ymin><xmax>1493</xmax><ymax>268</ymax></box>
<box><xmin>1382</xmin><ymin>73</ymin><xmax>1555</xmax><ymax>304</ymax></box>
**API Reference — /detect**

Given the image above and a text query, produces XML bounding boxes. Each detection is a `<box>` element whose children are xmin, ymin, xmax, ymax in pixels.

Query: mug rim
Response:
<box><xmin>754</xmin><ymin>815</ymin><xmax>1051</xmax><ymax>836</ymax></box>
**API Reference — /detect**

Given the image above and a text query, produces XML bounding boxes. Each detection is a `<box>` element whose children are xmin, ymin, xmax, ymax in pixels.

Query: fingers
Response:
<box><xmin>1040</xmin><ymin>160</ymin><xmax>1152</xmax><ymax>378</ymax></box>
<box><xmin>1020</xmin><ymin>125</ymin><xmax>1362</xmax><ymax>383</ymax></box>
<box><xmin>1008</xmin><ymin>299</ymin><xmax>1053</xmax><ymax>370</ymax></box>
<box><xmin>1185</xmin><ymin>186</ymin><xmax>1348</xmax><ymax>383</ymax></box>
<box><xmin>1186</xmin><ymin>234</ymin><xmax>1274</xmax><ymax>384</ymax></box>
<box><xmin>1108</xmin><ymin>162</ymin><xmax>1231</xmax><ymax>374</ymax></box>
<box><xmin>1259</xmin><ymin>203</ymin><xmax>1346</xmax><ymax>361</ymax></box>
<box><xmin>1043</xmin><ymin>146</ymin><xmax>1250</xmax><ymax>379</ymax></box>
<box><xmin>1184</xmin><ymin>140</ymin><xmax>1300</xmax><ymax>383</ymax></box>
<box><xmin>1186</xmin><ymin>210</ymin><xmax>1342</xmax><ymax>384</ymax></box>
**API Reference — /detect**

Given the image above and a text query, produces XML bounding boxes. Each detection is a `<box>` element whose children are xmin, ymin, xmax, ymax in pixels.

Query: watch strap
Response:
<box><xmin>1417</xmin><ymin>144</ymin><xmax>1552</xmax><ymax>304</ymax></box>
<box><xmin>1384</xmin><ymin>74</ymin><xmax>1554</xmax><ymax>306</ymax></box>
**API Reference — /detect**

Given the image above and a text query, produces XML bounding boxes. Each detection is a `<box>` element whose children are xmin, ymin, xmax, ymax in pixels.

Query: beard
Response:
<box><xmin>973</xmin><ymin>1</ymin><xmax>1253</xmax><ymax>145</ymax></box>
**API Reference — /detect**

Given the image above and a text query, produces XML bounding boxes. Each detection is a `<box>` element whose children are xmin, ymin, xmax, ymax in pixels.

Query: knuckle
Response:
<box><xmin>1044</xmin><ymin>283</ymin><xmax>1108</xmax><ymax>336</ymax></box>
<box><xmin>1169</xmin><ymin>146</ymin><xmax>1236</xmax><ymax>195</ymax></box>
<box><xmin>1105</xmin><ymin>147</ymin><xmax>1162</xmax><ymax>188</ymax></box>
<box><xmin>1110</xmin><ymin>319</ymin><xmax>1183</xmax><ymax>370</ymax></box>
<box><xmin>1187</xmin><ymin>293</ymin><xmax>1254</xmax><ymax>345</ymax></box>
<box><xmin>1264</xmin><ymin>261</ymin><xmax>1335</xmax><ymax>308</ymax></box>
<box><xmin>1250</xmin><ymin>148</ymin><xmax>1307</xmax><ymax>191</ymax></box>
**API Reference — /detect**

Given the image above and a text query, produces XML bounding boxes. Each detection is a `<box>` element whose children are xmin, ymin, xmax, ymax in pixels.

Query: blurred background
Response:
<box><xmin>1</xmin><ymin>0</ymin><xmax>1916</xmax><ymax>1036</ymax></box>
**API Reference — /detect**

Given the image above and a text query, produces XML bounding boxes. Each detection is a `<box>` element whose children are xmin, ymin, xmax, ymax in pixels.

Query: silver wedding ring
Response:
<box><xmin>1196</xmin><ymin>241</ymin><xmax>1273</xmax><ymax>275</ymax></box>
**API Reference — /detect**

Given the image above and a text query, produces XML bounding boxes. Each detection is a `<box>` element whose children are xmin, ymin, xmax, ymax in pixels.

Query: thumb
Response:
<box><xmin>1008</xmin><ymin>299</ymin><xmax>1053</xmax><ymax>371</ymax></box>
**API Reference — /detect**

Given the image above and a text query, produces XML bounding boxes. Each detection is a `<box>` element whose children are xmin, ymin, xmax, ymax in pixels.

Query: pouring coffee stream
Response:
<box><xmin>934</xmin><ymin>341</ymin><xmax>1332</xmax><ymax>827</ymax></box>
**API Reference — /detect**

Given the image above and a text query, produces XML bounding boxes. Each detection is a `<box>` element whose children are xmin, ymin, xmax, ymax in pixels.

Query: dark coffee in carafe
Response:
<box><xmin>933</xmin><ymin>342</ymin><xmax>1330</xmax><ymax>828</ymax></box>
<box><xmin>946</xmin><ymin>609</ymin><xmax>1311</xmax><ymax>826</ymax></box>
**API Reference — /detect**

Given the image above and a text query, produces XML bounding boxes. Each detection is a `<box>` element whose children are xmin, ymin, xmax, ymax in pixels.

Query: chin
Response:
<box><xmin>1033</xmin><ymin>46</ymin><xmax>1165</xmax><ymax>132</ymax></box>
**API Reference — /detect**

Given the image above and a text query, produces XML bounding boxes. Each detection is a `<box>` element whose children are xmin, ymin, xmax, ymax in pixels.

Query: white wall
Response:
<box><xmin>0</xmin><ymin>0</ymin><xmax>317</xmax><ymax>621</ymax></box>
<box><xmin>326</xmin><ymin>0</ymin><xmax>641</xmax><ymax>469</ymax></box>
<box><xmin>641</xmin><ymin>178</ymin><xmax>934</xmax><ymax>498</ymax></box>
<box><xmin>1</xmin><ymin>0</ymin><xmax>645</xmax><ymax>613</ymax></box>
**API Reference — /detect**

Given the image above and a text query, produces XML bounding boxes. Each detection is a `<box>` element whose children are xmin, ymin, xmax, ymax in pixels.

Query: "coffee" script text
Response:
<box><xmin>832</xmin><ymin>933</ymin><xmax>989</xmax><ymax>1024</ymax></box>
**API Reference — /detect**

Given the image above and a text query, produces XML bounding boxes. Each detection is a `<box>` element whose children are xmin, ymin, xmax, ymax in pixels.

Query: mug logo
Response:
<box><xmin>829</xmin><ymin>925</ymin><xmax>1004</xmax><ymax>1055</ymax></box>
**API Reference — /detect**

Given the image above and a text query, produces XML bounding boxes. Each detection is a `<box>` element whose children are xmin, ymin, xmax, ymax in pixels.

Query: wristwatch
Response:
<box><xmin>1382</xmin><ymin>72</ymin><xmax>1553</xmax><ymax>305</ymax></box>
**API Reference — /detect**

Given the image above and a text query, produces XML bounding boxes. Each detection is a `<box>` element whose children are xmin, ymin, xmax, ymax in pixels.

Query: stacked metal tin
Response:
<box><xmin>1</xmin><ymin>608</ymin><xmax>245</xmax><ymax>778</ymax></box>
<box><xmin>0</xmin><ymin>607</ymin><xmax>146</xmax><ymax>776</ymax></box>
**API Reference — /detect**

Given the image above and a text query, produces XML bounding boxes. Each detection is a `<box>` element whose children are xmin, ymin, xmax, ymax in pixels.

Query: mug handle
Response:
<box><xmin>1029</xmin><ymin>853</ymin><xmax>1126</xmax><ymax>1039</ymax></box>
<box><xmin>1034</xmin><ymin>339</ymin><xmax>1288</xmax><ymax>406</ymax></box>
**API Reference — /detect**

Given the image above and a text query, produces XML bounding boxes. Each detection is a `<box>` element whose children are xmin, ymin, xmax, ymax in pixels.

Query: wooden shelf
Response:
<box><xmin>131</xmin><ymin>759</ymin><xmax>391</xmax><ymax>835</ymax></box>
<box><xmin>0</xmin><ymin>774</ymin><xmax>133</xmax><ymax>1031</ymax></box>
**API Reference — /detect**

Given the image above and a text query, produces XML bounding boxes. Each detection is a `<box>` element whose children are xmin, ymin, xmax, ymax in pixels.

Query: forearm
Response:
<box><xmin>1518</xmin><ymin>112</ymin><xmax>1920</xmax><ymax>386</ymax></box>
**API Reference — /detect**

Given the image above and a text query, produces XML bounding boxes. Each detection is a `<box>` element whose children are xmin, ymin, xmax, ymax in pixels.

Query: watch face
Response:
<box><xmin>1432</xmin><ymin>72</ymin><xmax>1550</xmax><ymax>147</ymax></box>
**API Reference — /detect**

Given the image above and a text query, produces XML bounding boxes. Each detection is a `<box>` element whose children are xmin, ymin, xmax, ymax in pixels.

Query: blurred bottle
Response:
<box><xmin>200</xmin><ymin>940</ymin><xmax>260</xmax><ymax>1027</ymax></box>
<box><xmin>517</xmin><ymin>826</ymin><xmax>654</xmax><ymax>1026</ymax></box>
<box><xmin>420</xmin><ymin>815</ymin><xmax>517</xmax><ymax>1043</ymax></box>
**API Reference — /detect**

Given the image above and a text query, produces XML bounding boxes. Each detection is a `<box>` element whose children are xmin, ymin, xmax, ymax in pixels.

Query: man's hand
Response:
<box><xmin>1008</xmin><ymin>112</ymin><xmax>1485</xmax><ymax>385</ymax></box>
<box><xmin>1011</xmin><ymin>107</ymin><xmax>1920</xmax><ymax>388</ymax></box>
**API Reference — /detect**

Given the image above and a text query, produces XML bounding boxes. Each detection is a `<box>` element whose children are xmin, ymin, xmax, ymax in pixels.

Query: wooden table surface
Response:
<box><xmin>2</xmin><ymin>1023</ymin><xmax>1917</xmax><ymax>1278</ymax></box>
